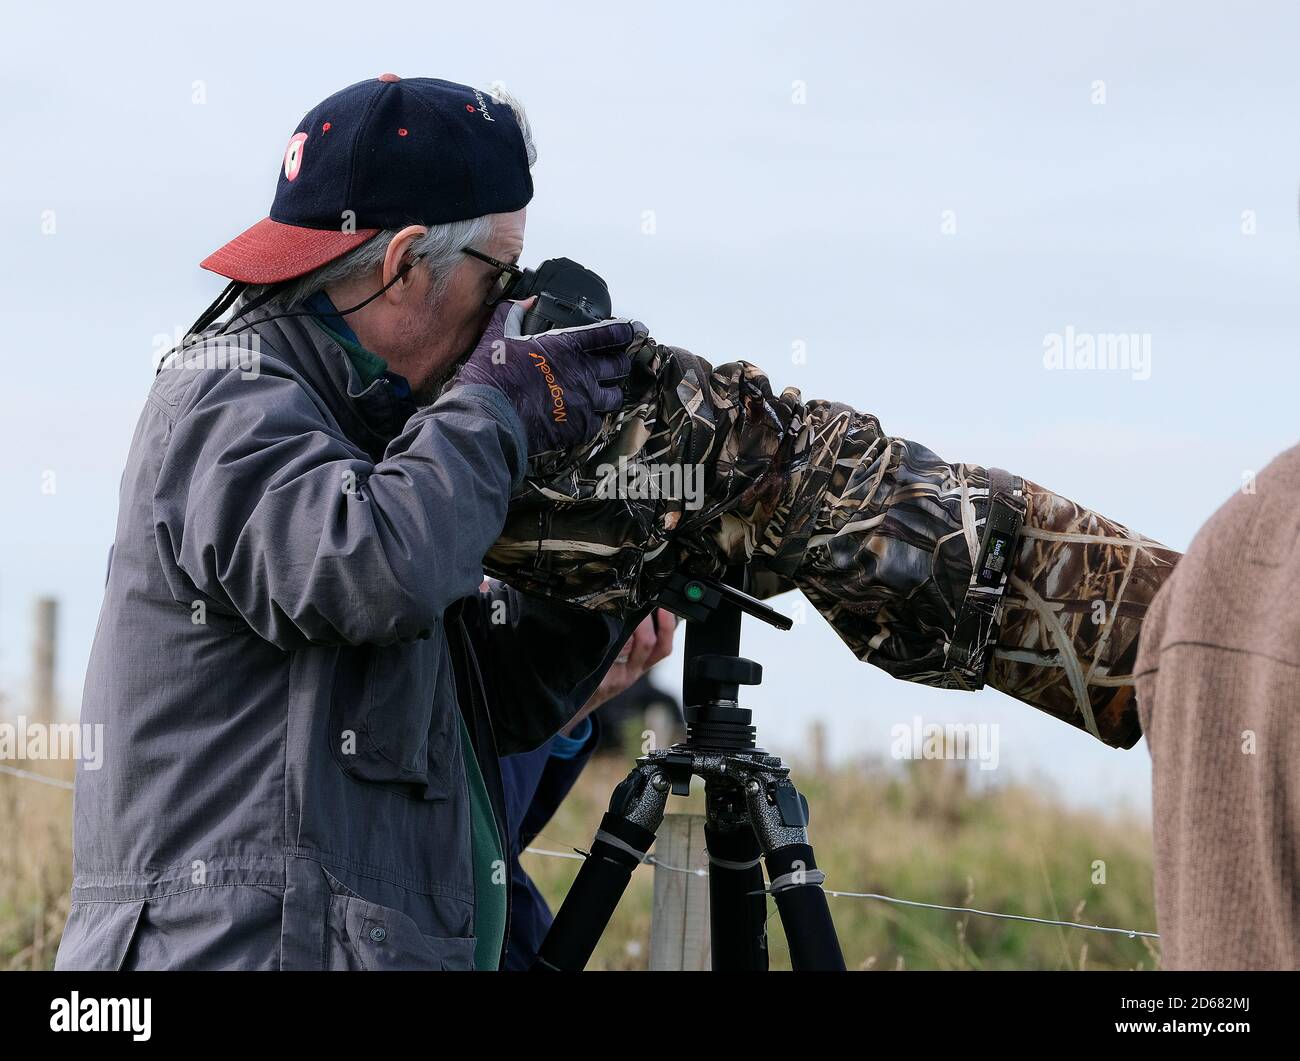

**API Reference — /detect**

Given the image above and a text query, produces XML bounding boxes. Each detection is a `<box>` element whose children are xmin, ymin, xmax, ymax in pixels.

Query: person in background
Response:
<box><xmin>1135</xmin><ymin>443</ymin><xmax>1300</xmax><ymax>969</ymax></box>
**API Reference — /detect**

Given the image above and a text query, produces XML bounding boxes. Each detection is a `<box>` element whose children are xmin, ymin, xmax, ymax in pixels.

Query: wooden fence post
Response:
<box><xmin>650</xmin><ymin>812</ymin><xmax>711</xmax><ymax>970</ymax></box>
<box><xmin>808</xmin><ymin>719</ymin><xmax>828</xmax><ymax>773</ymax></box>
<box><xmin>32</xmin><ymin>596</ymin><xmax>58</xmax><ymax>725</ymax></box>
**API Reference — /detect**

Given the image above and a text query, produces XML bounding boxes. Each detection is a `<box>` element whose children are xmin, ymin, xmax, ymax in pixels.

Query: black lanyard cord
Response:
<box><xmin>160</xmin><ymin>254</ymin><xmax>424</xmax><ymax>370</ymax></box>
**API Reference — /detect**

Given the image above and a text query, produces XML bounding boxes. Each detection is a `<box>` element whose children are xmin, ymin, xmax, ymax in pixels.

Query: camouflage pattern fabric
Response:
<box><xmin>482</xmin><ymin>335</ymin><xmax>1181</xmax><ymax>749</ymax></box>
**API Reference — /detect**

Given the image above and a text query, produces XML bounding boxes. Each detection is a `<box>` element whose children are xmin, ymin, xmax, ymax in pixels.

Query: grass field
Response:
<box><xmin>1</xmin><ymin>760</ymin><xmax>73</xmax><ymax>971</ymax></box>
<box><xmin>0</xmin><ymin>745</ymin><xmax>1159</xmax><ymax>970</ymax></box>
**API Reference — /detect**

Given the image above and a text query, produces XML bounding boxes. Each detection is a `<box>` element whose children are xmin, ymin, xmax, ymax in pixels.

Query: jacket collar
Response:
<box><xmin>302</xmin><ymin>291</ymin><xmax>392</xmax><ymax>388</ymax></box>
<box><xmin>238</xmin><ymin>306</ymin><xmax>418</xmax><ymax>455</ymax></box>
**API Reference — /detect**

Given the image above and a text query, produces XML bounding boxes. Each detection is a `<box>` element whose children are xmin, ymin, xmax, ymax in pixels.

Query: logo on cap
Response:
<box><xmin>472</xmin><ymin>88</ymin><xmax>496</xmax><ymax>122</ymax></box>
<box><xmin>283</xmin><ymin>132</ymin><xmax>308</xmax><ymax>182</ymax></box>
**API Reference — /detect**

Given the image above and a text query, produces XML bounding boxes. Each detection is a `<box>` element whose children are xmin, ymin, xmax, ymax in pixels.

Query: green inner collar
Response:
<box><xmin>313</xmin><ymin>317</ymin><xmax>389</xmax><ymax>389</ymax></box>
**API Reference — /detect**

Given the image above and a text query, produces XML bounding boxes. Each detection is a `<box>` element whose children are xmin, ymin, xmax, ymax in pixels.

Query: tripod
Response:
<box><xmin>533</xmin><ymin>568</ymin><xmax>846</xmax><ymax>971</ymax></box>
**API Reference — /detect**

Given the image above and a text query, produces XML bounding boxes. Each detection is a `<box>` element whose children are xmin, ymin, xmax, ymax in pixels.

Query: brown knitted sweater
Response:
<box><xmin>1135</xmin><ymin>443</ymin><xmax>1300</xmax><ymax>969</ymax></box>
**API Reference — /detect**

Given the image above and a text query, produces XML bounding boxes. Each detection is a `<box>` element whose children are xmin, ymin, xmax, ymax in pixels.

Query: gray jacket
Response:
<box><xmin>55</xmin><ymin>311</ymin><xmax>627</xmax><ymax>970</ymax></box>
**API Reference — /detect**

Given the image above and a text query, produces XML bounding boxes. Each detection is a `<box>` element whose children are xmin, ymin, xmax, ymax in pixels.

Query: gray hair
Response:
<box><xmin>237</xmin><ymin>85</ymin><xmax>536</xmax><ymax>313</ymax></box>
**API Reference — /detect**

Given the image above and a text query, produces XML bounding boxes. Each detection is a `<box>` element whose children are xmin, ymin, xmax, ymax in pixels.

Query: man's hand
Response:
<box><xmin>558</xmin><ymin>608</ymin><xmax>677</xmax><ymax>737</ymax></box>
<box><xmin>452</xmin><ymin>300</ymin><xmax>643</xmax><ymax>455</ymax></box>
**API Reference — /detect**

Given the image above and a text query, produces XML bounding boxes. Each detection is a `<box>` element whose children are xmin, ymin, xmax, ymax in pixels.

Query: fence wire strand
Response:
<box><xmin>0</xmin><ymin>764</ymin><xmax>75</xmax><ymax>790</ymax></box>
<box><xmin>524</xmin><ymin>844</ymin><xmax>1159</xmax><ymax>940</ymax></box>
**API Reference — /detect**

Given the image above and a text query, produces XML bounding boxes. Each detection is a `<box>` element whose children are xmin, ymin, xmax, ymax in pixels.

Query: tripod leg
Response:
<box><xmin>703</xmin><ymin>781</ymin><xmax>769</xmax><ymax>970</ymax></box>
<box><xmin>533</xmin><ymin>762</ymin><xmax>669</xmax><ymax>971</ymax></box>
<box><xmin>744</xmin><ymin>772</ymin><xmax>847</xmax><ymax>971</ymax></box>
<box><xmin>764</xmin><ymin>842</ymin><xmax>845</xmax><ymax>971</ymax></box>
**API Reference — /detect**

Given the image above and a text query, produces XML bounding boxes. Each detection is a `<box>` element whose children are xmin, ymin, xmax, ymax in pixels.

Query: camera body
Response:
<box><xmin>501</xmin><ymin>257</ymin><xmax>612</xmax><ymax>334</ymax></box>
<box><xmin>500</xmin><ymin>254</ymin><xmax>659</xmax><ymax>391</ymax></box>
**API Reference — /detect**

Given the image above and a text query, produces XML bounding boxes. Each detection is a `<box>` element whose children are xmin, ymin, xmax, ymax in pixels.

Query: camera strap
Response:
<box><xmin>944</xmin><ymin>468</ymin><xmax>1026</xmax><ymax>687</ymax></box>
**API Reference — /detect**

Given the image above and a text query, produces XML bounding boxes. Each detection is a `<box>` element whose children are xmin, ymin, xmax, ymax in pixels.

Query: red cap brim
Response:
<box><xmin>200</xmin><ymin>217</ymin><xmax>381</xmax><ymax>284</ymax></box>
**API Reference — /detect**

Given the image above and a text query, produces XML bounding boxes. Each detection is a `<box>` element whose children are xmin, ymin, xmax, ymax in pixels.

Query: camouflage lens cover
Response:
<box><xmin>484</xmin><ymin>336</ymin><xmax>1180</xmax><ymax>749</ymax></box>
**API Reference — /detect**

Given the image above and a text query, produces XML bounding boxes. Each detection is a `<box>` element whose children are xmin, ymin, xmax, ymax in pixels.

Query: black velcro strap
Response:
<box><xmin>944</xmin><ymin>468</ymin><xmax>1025</xmax><ymax>686</ymax></box>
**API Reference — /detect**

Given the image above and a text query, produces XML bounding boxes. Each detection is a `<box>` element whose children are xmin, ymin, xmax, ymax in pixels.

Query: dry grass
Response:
<box><xmin>1</xmin><ymin>760</ymin><xmax>73</xmax><ymax>970</ymax></box>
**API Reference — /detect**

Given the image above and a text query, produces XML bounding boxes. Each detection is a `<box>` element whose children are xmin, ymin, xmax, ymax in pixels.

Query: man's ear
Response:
<box><xmin>381</xmin><ymin>224</ymin><xmax>428</xmax><ymax>302</ymax></box>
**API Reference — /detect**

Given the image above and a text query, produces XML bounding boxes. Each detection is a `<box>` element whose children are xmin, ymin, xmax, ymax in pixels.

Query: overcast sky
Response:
<box><xmin>2</xmin><ymin>0</ymin><xmax>1298</xmax><ymax>812</ymax></box>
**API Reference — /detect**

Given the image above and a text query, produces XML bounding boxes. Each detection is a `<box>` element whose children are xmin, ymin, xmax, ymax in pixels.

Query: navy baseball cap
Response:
<box><xmin>202</xmin><ymin>74</ymin><xmax>533</xmax><ymax>284</ymax></box>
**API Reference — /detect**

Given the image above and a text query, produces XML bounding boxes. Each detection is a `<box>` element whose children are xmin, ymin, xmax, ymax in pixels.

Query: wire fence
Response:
<box><xmin>0</xmin><ymin>763</ymin><xmax>75</xmax><ymax>790</ymax></box>
<box><xmin>523</xmin><ymin>844</ymin><xmax>1159</xmax><ymax>941</ymax></box>
<box><xmin>0</xmin><ymin>762</ymin><xmax>1159</xmax><ymax>942</ymax></box>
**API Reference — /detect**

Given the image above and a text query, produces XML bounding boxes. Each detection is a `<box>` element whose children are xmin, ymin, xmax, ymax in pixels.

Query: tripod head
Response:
<box><xmin>657</xmin><ymin>568</ymin><xmax>792</xmax><ymax>754</ymax></box>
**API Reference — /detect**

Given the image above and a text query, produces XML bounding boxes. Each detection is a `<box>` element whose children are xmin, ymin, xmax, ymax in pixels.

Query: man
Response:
<box><xmin>1136</xmin><ymin>444</ymin><xmax>1300</xmax><ymax>969</ymax></box>
<box><xmin>56</xmin><ymin>75</ymin><xmax>660</xmax><ymax>971</ymax></box>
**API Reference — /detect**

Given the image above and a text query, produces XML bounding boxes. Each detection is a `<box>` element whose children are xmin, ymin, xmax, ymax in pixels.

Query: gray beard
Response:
<box><xmin>414</xmin><ymin>341</ymin><xmax>478</xmax><ymax>406</ymax></box>
<box><xmin>413</xmin><ymin>364</ymin><xmax>460</xmax><ymax>407</ymax></box>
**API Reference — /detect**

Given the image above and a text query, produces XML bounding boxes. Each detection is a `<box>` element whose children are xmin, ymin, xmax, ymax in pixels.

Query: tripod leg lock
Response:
<box><xmin>745</xmin><ymin>775</ymin><xmax>813</xmax><ymax>851</ymax></box>
<box><xmin>770</xmin><ymin>778</ymin><xmax>809</xmax><ymax>828</ymax></box>
<box><xmin>608</xmin><ymin>762</ymin><xmax>671</xmax><ymax>831</ymax></box>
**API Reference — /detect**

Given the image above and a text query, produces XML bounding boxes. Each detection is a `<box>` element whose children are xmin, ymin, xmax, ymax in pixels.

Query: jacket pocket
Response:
<box><xmin>321</xmin><ymin>868</ymin><xmax>475</xmax><ymax>971</ymax></box>
<box><xmin>55</xmin><ymin>899</ymin><xmax>146</xmax><ymax>971</ymax></box>
<box><xmin>328</xmin><ymin>637</ymin><xmax>457</xmax><ymax>799</ymax></box>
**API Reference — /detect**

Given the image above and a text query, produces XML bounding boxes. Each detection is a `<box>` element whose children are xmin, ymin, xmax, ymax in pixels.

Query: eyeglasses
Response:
<box><xmin>462</xmin><ymin>246</ymin><xmax>523</xmax><ymax>306</ymax></box>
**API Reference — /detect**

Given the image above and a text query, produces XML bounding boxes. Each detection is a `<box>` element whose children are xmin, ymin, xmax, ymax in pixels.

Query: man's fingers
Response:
<box><xmin>625</xmin><ymin>617</ymin><xmax>656</xmax><ymax>673</ymax></box>
<box><xmin>593</xmin><ymin>383</ymin><xmax>628</xmax><ymax>415</ymax></box>
<box><xmin>647</xmin><ymin>608</ymin><xmax>676</xmax><ymax>666</ymax></box>
<box><xmin>478</xmin><ymin>298</ymin><xmax>517</xmax><ymax>345</ymax></box>
<box><xmin>498</xmin><ymin>297</ymin><xmax>541</xmax><ymax>340</ymax></box>
<box><xmin>557</xmin><ymin>317</ymin><xmax>637</xmax><ymax>346</ymax></box>
<box><xmin>552</xmin><ymin>320</ymin><xmax>640</xmax><ymax>362</ymax></box>
<box><xmin>590</xmin><ymin>350</ymin><xmax>633</xmax><ymax>381</ymax></box>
